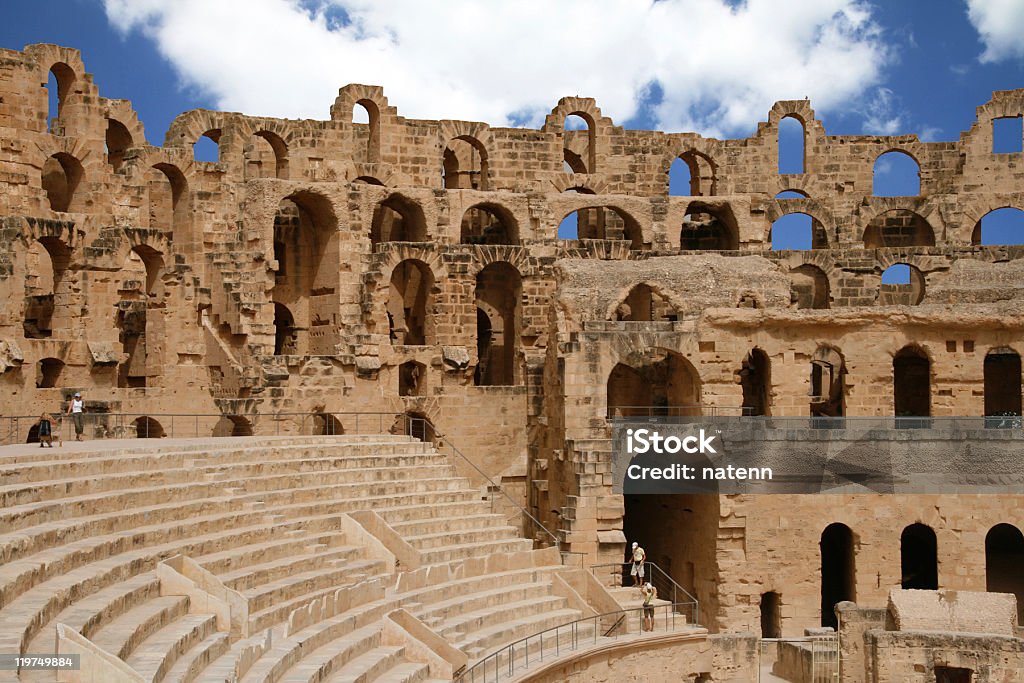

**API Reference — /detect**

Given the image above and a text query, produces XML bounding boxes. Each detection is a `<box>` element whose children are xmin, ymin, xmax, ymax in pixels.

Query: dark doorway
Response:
<box><xmin>820</xmin><ymin>523</ymin><xmax>856</xmax><ymax>629</ymax></box>
<box><xmin>901</xmin><ymin>523</ymin><xmax>938</xmax><ymax>590</ymax></box>
<box><xmin>760</xmin><ymin>591</ymin><xmax>782</xmax><ymax>638</ymax></box>
<box><xmin>740</xmin><ymin>349</ymin><xmax>771</xmax><ymax>416</ymax></box>
<box><xmin>984</xmin><ymin>349</ymin><xmax>1022</xmax><ymax>419</ymax></box>
<box><xmin>893</xmin><ymin>346</ymin><xmax>930</xmax><ymax>418</ymax></box>
<box><xmin>985</xmin><ymin>523</ymin><xmax>1024</xmax><ymax>624</ymax></box>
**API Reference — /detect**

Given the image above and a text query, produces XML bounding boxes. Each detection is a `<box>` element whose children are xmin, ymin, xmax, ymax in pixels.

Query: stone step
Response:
<box><xmin>219</xmin><ymin>544</ymin><xmax>364</xmax><ymax>591</ymax></box>
<box><xmin>244</xmin><ymin>558</ymin><xmax>385</xmax><ymax>615</ymax></box>
<box><xmin>418</xmin><ymin>538</ymin><xmax>534</xmax><ymax>566</ymax></box>
<box><xmin>456</xmin><ymin>608</ymin><xmax>588</xmax><ymax>664</ymax></box>
<box><xmin>412</xmin><ymin>581</ymin><xmax>555</xmax><ymax>626</ymax></box>
<box><xmin>277</xmin><ymin>624</ymin><xmax>383</xmax><ymax>683</ymax></box>
<box><xmin>372</xmin><ymin>662</ymin><xmax>432</xmax><ymax>683</ymax></box>
<box><xmin>162</xmin><ymin>629</ymin><xmax>230</xmax><ymax>683</ymax></box>
<box><xmin>319</xmin><ymin>645</ymin><xmax>404</xmax><ymax>683</ymax></box>
<box><xmin>404</xmin><ymin>525</ymin><xmax>520</xmax><ymax>551</ymax></box>
<box><xmin>197</xmin><ymin>531</ymin><xmax>349</xmax><ymax>576</ymax></box>
<box><xmin>90</xmin><ymin>595</ymin><xmax>190</xmax><ymax>661</ymax></box>
<box><xmin>125</xmin><ymin>613</ymin><xmax>219</xmax><ymax>683</ymax></box>
<box><xmin>437</xmin><ymin>596</ymin><xmax>569</xmax><ymax>642</ymax></box>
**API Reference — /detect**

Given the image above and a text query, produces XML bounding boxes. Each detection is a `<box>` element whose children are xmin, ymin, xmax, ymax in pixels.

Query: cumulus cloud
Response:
<box><xmin>103</xmin><ymin>0</ymin><xmax>889</xmax><ymax>137</ymax></box>
<box><xmin>966</xmin><ymin>0</ymin><xmax>1024</xmax><ymax>63</ymax></box>
<box><xmin>859</xmin><ymin>87</ymin><xmax>904</xmax><ymax>136</ymax></box>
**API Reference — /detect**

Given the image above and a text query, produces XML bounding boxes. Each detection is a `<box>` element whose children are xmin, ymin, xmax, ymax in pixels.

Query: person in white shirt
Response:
<box><xmin>66</xmin><ymin>391</ymin><xmax>85</xmax><ymax>441</ymax></box>
<box><xmin>630</xmin><ymin>541</ymin><xmax>646</xmax><ymax>587</ymax></box>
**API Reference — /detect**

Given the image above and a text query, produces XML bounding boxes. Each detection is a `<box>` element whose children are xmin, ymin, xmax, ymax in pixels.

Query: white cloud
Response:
<box><xmin>103</xmin><ymin>0</ymin><xmax>889</xmax><ymax>137</ymax></box>
<box><xmin>859</xmin><ymin>87</ymin><xmax>904</xmax><ymax>136</ymax></box>
<box><xmin>966</xmin><ymin>0</ymin><xmax>1024</xmax><ymax>63</ymax></box>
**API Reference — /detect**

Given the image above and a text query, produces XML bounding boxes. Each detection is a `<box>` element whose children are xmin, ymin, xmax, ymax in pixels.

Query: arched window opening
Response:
<box><xmin>388</xmin><ymin>260</ymin><xmax>433</xmax><ymax>346</ymax></box>
<box><xmin>893</xmin><ymin>346</ymin><xmax>930</xmax><ymax>419</ymax></box>
<box><xmin>116</xmin><ymin>246</ymin><xmax>163</xmax><ymax>388</ymax></box>
<box><xmin>984</xmin><ymin>348</ymin><xmax>1022</xmax><ymax>421</ymax></box>
<box><xmin>105</xmin><ymin>119</ymin><xmax>132</xmax><ymax>171</ymax></box>
<box><xmin>820</xmin><ymin>523</ymin><xmax>856</xmax><ymax>629</ymax></box>
<box><xmin>354</xmin><ymin>100</ymin><xmax>381</xmax><ymax>164</ymax></box>
<box><xmin>558</xmin><ymin>203</ymin><xmax>643</xmax><ymax>248</ymax></box>
<box><xmin>273</xmin><ymin>302</ymin><xmax>295</xmax><ymax>355</ymax></box>
<box><xmin>681</xmin><ymin>202</ymin><xmax>739</xmax><ymax>250</ymax></box>
<box><xmin>992</xmin><ymin>116</ymin><xmax>1023</xmax><ymax>154</ymax></box>
<box><xmin>24</xmin><ymin>237</ymin><xmax>70</xmax><ymax>339</ymax></box>
<box><xmin>669</xmin><ymin>156</ymin><xmax>694</xmax><ymax>196</ymax></box>
<box><xmin>790</xmin><ymin>264</ymin><xmax>830</xmax><ymax>310</ymax></box>
<box><xmin>399</xmin><ymin>360</ymin><xmax>426</xmax><ymax>397</ymax></box>
<box><xmin>147</xmin><ymin>164</ymin><xmax>188</xmax><ymax>241</ymax></box>
<box><xmin>614</xmin><ymin>284</ymin><xmax>677</xmax><ymax>322</ymax></box>
<box><xmin>810</xmin><ymin>346</ymin><xmax>846</xmax><ymax>418</ymax></box>
<box><xmin>229</xmin><ymin>415</ymin><xmax>253</xmax><ymax>437</ymax></box>
<box><xmin>864</xmin><ymin>210</ymin><xmax>934</xmax><ymax>248</ymax></box>
<box><xmin>354</xmin><ymin>176</ymin><xmax>384</xmax><ymax>186</ymax></box>
<box><xmin>778</xmin><ymin>116</ymin><xmax>805</xmax><ymax>174</ymax></box>
<box><xmin>474</xmin><ymin>263</ymin><xmax>521</xmax><ymax>386</ymax></box>
<box><xmin>312</xmin><ymin>412</ymin><xmax>344</xmax><ymax>435</ymax></box>
<box><xmin>986</xmin><ymin>524</ymin><xmax>1024</xmax><ymax>624</ymax></box>
<box><xmin>37</xmin><ymin>357</ymin><xmax>64</xmax><ymax>388</ymax></box>
<box><xmin>42</xmin><ymin>153</ymin><xmax>84</xmax><ymax>213</ymax></box>
<box><xmin>371</xmin><ymin>195</ymin><xmax>428</xmax><ymax>246</ymax></box>
<box><xmin>443</xmin><ymin>136</ymin><xmax>487</xmax><ymax>190</ymax></box>
<box><xmin>193</xmin><ymin>129</ymin><xmax>221</xmax><ymax>163</ymax></box>
<box><xmin>972</xmin><ymin>207</ymin><xmax>1024</xmax><ymax>245</ymax></box>
<box><xmin>564</xmin><ymin>113</ymin><xmax>595</xmax><ymax>173</ymax></box>
<box><xmin>740</xmin><ymin>348</ymin><xmax>771</xmax><ymax>416</ymax></box>
<box><xmin>760</xmin><ymin>592</ymin><xmax>782</xmax><ymax>639</ymax></box>
<box><xmin>460</xmin><ymin>204</ymin><xmax>518</xmax><ymax>245</ymax></box>
<box><xmin>270</xmin><ymin>193</ymin><xmax>338</xmax><ymax>355</ymax></box>
<box><xmin>873</xmin><ymin>151</ymin><xmax>920</xmax><ymax>197</ymax></box>
<box><xmin>246</xmin><ymin>130</ymin><xmax>289</xmax><ymax>180</ymax></box>
<box><xmin>134</xmin><ymin>416</ymin><xmax>165</xmax><ymax>438</ymax></box>
<box><xmin>46</xmin><ymin>63</ymin><xmax>76</xmax><ymax>134</ymax></box>
<box><xmin>771</xmin><ymin>213</ymin><xmax>825</xmax><ymax>250</ymax></box>
<box><xmin>607</xmin><ymin>350</ymin><xmax>701</xmax><ymax>418</ymax></box>
<box><xmin>879</xmin><ymin>263</ymin><xmax>925</xmax><ymax>306</ymax></box>
<box><xmin>901</xmin><ymin>523</ymin><xmax>938</xmax><ymax>590</ymax></box>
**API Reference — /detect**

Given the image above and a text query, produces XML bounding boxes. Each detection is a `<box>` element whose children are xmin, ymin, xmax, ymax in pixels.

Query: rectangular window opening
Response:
<box><xmin>992</xmin><ymin>116</ymin><xmax>1023</xmax><ymax>154</ymax></box>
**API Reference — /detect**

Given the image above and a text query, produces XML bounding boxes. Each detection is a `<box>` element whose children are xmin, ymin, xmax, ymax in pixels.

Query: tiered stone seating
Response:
<box><xmin>0</xmin><ymin>435</ymin><xmax>589</xmax><ymax>683</ymax></box>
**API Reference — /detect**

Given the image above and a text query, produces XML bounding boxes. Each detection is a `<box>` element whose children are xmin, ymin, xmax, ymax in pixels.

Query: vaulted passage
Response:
<box><xmin>607</xmin><ymin>350</ymin><xmax>701</xmax><ymax>418</ymax></box>
<box><xmin>740</xmin><ymin>348</ymin><xmax>771</xmax><ymax>416</ymax></box>
<box><xmin>820</xmin><ymin>523</ymin><xmax>856</xmax><ymax>629</ymax></box>
<box><xmin>23</xmin><ymin>237</ymin><xmax>70</xmax><ymax>339</ymax></box>
<box><xmin>901</xmin><ymin>523</ymin><xmax>938</xmax><ymax>590</ymax></box>
<box><xmin>680</xmin><ymin>202</ymin><xmax>738</xmax><ymax>250</ymax></box>
<box><xmin>270</xmin><ymin>193</ymin><xmax>339</xmax><ymax>355</ymax></box>
<box><xmin>388</xmin><ymin>260</ymin><xmax>433</xmax><ymax>345</ymax></box>
<box><xmin>760</xmin><ymin>591</ymin><xmax>782</xmax><ymax>638</ymax></box>
<box><xmin>986</xmin><ymin>523</ymin><xmax>1024</xmax><ymax>624</ymax></box>
<box><xmin>810</xmin><ymin>346</ymin><xmax>846</xmax><ymax>418</ymax></box>
<box><xmin>116</xmin><ymin>246</ymin><xmax>164</xmax><ymax>388</ymax></box>
<box><xmin>460</xmin><ymin>204</ymin><xmax>518</xmax><ymax>245</ymax></box>
<box><xmin>474</xmin><ymin>262</ymin><xmax>521</xmax><ymax>386</ymax></box>
<box><xmin>864</xmin><ymin>210</ymin><xmax>934</xmax><ymax>248</ymax></box>
<box><xmin>893</xmin><ymin>346</ymin><xmax>930</xmax><ymax>418</ymax></box>
<box><xmin>371</xmin><ymin>194</ymin><xmax>427</xmax><ymax>246</ymax></box>
<box><xmin>984</xmin><ymin>349</ymin><xmax>1022</xmax><ymax>419</ymax></box>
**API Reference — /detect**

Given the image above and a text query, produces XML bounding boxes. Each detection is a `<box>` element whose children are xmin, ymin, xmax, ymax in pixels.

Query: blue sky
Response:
<box><xmin>3</xmin><ymin>0</ymin><xmax>1024</xmax><ymax>256</ymax></box>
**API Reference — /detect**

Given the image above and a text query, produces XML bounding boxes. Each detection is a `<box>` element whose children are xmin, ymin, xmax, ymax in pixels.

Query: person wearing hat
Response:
<box><xmin>66</xmin><ymin>391</ymin><xmax>85</xmax><ymax>441</ymax></box>
<box><xmin>641</xmin><ymin>581</ymin><xmax>657</xmax><ymax>631</ymax></box>
<box><xmin>630</xmin><ymin>541</ymin><xmax>646</xmax><ymax>587</ymax></box>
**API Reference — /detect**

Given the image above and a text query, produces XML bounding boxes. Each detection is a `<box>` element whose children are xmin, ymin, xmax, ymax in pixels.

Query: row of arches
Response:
<box><xmin>603</xmin><ymin>345</ymin><xmax>1023</xmax><ymax>420</ymax></box>
<box><xmin>807</xmin><ymin>522</ymin><xmax>1024</xmax><ymax>632</ymax></box>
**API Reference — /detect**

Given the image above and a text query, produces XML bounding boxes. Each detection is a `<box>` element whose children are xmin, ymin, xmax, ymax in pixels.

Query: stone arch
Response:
<box><xmin>133</xmin><ymin>416</ymin><xmax>165</xmax><ymax>438</ymax></box>
<box><xmin>604</xmin><ymin>281</ymin><xmax>686</xmax><ymax>322</ymax></box>
<box><xmin>245</xmin><ymin>128</ymin><xmax>290</xmax><ymax>180</ymax></box>
<box><xmin>680</xmin><ymin>200</ymin><xmax>738</xmax><ymax>250</ymax></box>
<box><xmin>971</xmin><ymin>206</ymin><xmax>1024</xmax><ymax>245</ymax></box>
<box><xmin>554</xmin><ymin>199</ymin><xmax>646</xmax><ymax>247</ymax></box>
<box><xmin>36</xmin><ymin>357</ymin><xmax>65</xmax><ymax>388</ymax></box>
<box><xmin>789</xmin><ymin>263</ymin><xmax>831</xmax><ymax>310</ymax></box>
<box><xmin>547</xmin><ymin>173</ymin><xmax>610</xmax><ymax>195</ymax></box>
<box><xmin>332</xmin><ymin>85</ymin><xmax>396</xmax><ymax>164</ymax></box>
<box><xmin>606</xmin><ymin>347</ymin><xmax>702</xmax><ymax>418</ymax></box>
<box><xmin>820</xmin><ymin>522</ymin><xmax>856</xmax><ymax>629</ymax></box>
<box><xmin>474</xmin><ymin>262</ymin><xmax>522</xmax><ymax>386</ymax></box>
<box><xmin>371</xmin><ymin>193</ymin><xmax>429</xmax><ymax>246</ymax></box>
<box><xmin>23</xmin><ymin>235</ymin><xmax>71</xmax><ymax>339</ymax></box>
<box><xmin>739</xmin><ymin>348</ymin><xmax>772</xmax><ymax>416</ymax></box>
<box><xmin>879</xmin><ymin>263</ymin><xmax>925</xmax><ymax>306</ymax></box>
<box><xmin>42</xmin><ymin>152</ymin><xmax>85</xmax><ymax>213</ymax></box>
<box><xmin>984</xmin><ymin>347</ymin><xmax>1022</xmax><ymax>419</ymax></box>
<box><xmin>115</xmin><ymin>244</ymin><xmax>164</xmax><ymax>388</ymax></box>
<box><xmin>388</xmin><ymin>259</ymin><xmax>436</xmax><ymax>346</ymax></box>
<box><xmin>765</xmin><ymin>198</ymin><xmax>834</xmax><ymax>248</ymax></box>
<box><xmin>863</xmin><ymin>209</ymin><xmax>935</xmax><ymax>248</ymax></box>
<box><xmin>105</xmin><ymin>118</ymin><xmax>133</xmax><ymax>171</ymax></box>
<box><xmin>543</xmin><ymin>97</ymin><xmax>610</xmax><ymax>173</ymax></box>
<box><xmin>986</xmin><ymin>523</ymin><xmax>1024</xmax><ymax>624</ymax></box>
<box><xmin>777</xmin><ymin>115</ymin><xmax>806</xmax><ymax>174</ymax></box>
<box><xmin>270</xmin><ymin>191</ymin><xmax>339</xmax><ymax>355</ymax></box>
<box><xmin>893</xmin><ymin>344</ymin><xmax>931</xmax><ymax>419</ymax></box>
<box><xmin>609</xmin><ymin>282</ymin><xmax>678</xmax><ymax>322</ymax></box>
<box><xmin>810</xmin><ymin>345</ymin><xmax>846</xmax><ymax>418</ymax></box>
<box><xmin>146</xmin><ymin>163</ymin><xmax>190</xmax><ymax>248</ymax></box>
<box><xmin>164</xmin><ymin>110</ymin><xmax>229</xmax><ymax>156</ymax></box>
<box><xmin>440</xmin><ymin>123</ymin><xmax>491</xmax><ymax>190</ymax></box>
<box><xmin>44</xmin><ymin>61</ymin><xmax>77</xmax><ymax>134</ymax></box>
<box><xmin>460</xmin><ymin>202</ymin><xmax>519</xmax><ymax>245</ymax></box>
<box><xmin>901</xmin><ymin>523</ymin><xmax>938</xmax><ymax>590</ymax></box>
<box><xmin>873</xmin><ymin>149</ymin><xmax>921</xmax><ymax>197</ymax></box>
<box><xmin>669</xmin><ymin>149</ymin><xmax>719</xmax><ymax>196</ymax></box>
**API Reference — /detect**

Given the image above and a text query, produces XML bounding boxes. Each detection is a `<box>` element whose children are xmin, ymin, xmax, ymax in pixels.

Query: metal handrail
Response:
<box><xmin>456</xmin><ymin>601</ymin><xmax>695</xmax><ymax>683</ymax></box>
<box><xmin>422</xmin><ymin>417</ymin><xmax>571</xmax><ymax>558</ymax></box>
<box><xmin>606</xmin><ymin>405</ymin><xmax>751</xmax><ymax>418</ymax></box>
<box><xmin>589</xmin><ymin>561</ymin><xmax>700</xmax><ymax>626</ymax></box>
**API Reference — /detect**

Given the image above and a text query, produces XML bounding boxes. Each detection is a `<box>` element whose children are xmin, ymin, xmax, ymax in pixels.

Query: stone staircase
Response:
<box><xmin>0</xmin><ymin>435</ymin><xmax>585</xmax><ymax>683</ymax></box>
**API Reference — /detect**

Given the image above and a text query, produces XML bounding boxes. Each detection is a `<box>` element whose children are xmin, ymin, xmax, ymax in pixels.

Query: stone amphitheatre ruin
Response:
<box><xmin>0</xmin><ymin>42</ymin><xmax>1023</xmax><ymax>682</ymax></box>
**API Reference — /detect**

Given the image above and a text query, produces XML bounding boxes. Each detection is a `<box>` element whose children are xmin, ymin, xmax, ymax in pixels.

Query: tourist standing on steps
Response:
<box><xmin>36</xmin><ymin>412</ymin><xmax>53</xmax><ymax>447</ymax></box>
<box><xmin>630</xmin><ymin>541</ymin><xmax>646</xmax><ymax>587</ymax></box>
<box><xmin>641</xmin><ymin>582</ymin><xmax>656</xmax><ymax>631</ymax></box>
<box><xmin>67</xmin><ymin>391</ymin><xmax>85</xmax><ymax>441</ymax></box>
